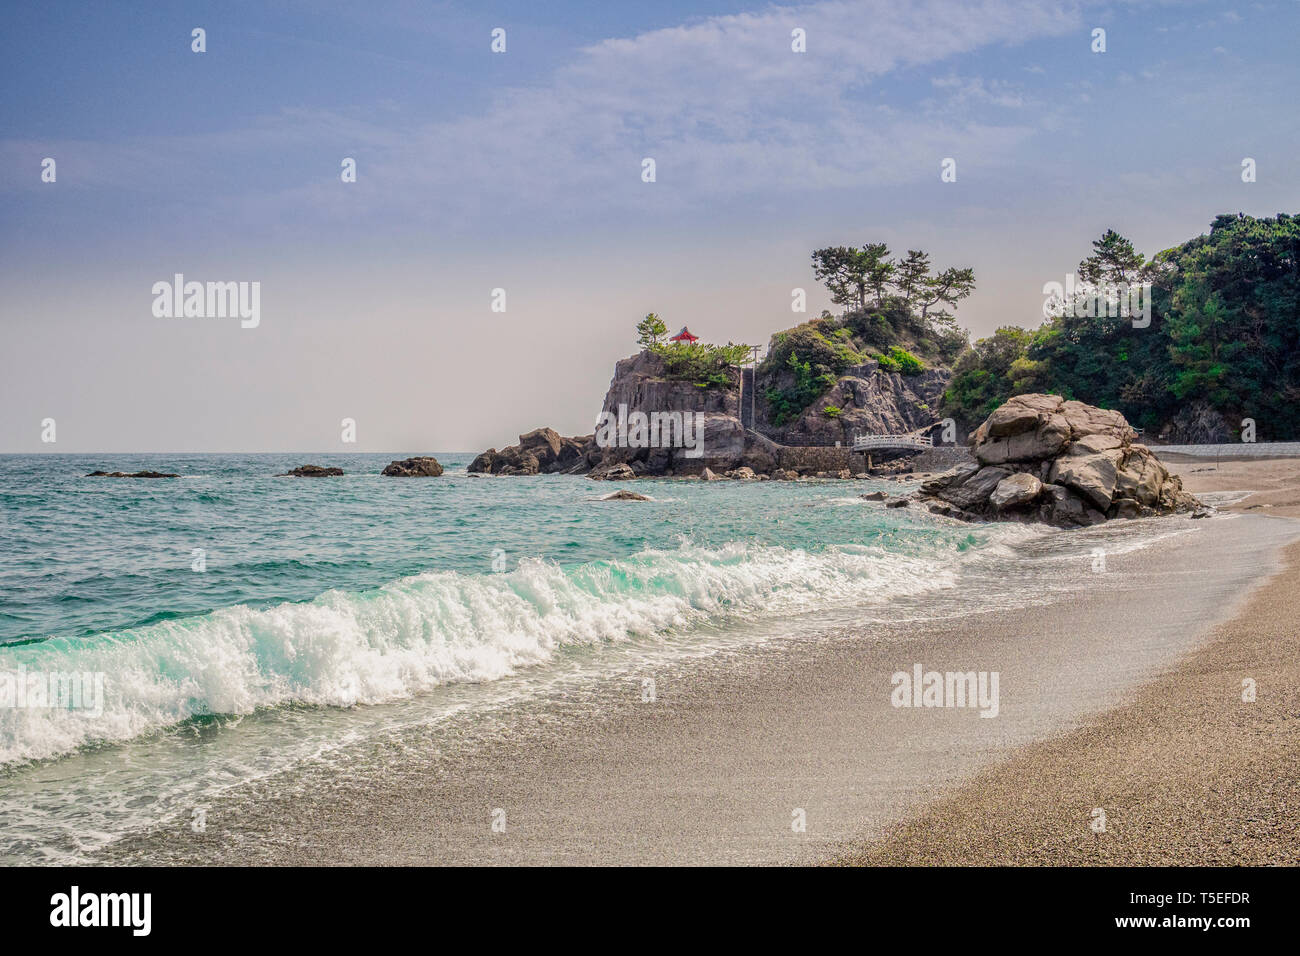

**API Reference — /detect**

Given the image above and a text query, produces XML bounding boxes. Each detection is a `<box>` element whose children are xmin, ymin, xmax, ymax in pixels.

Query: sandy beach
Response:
<box><xmin>95</xmin><ymin>457</ymin><xmax>1300</xmax><ymax>866</ymax></box>
<box><xmin>836</xmin><ymin>455</ymin><xmax>1300</xmax><ymax>865</ymax></box>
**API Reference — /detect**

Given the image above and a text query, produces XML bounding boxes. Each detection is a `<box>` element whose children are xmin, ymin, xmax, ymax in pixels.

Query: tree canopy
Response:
<box><xmin>941</xmin><ymin>213</ymin><xmax>1300</xmax><ymax>438</ymax></box>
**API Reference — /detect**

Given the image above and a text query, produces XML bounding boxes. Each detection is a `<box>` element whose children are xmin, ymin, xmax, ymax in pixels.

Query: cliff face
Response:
<box><xmin>589</xmin><ymin>350</ymin><xmax>778</xmax><ymax>475</ymax></box>
<box><xmin>601</xmin><ymin>351</ymin><xmax>740</xmax><ymax>417</ymax></box>
<box><xmin>469</xmin><ymin>348</ymin><xmax>952</xmax><ymax>478</ymax></box>
<box><xmin>755</xmin><ymin>360</ymin><xmax>949</xmax><ymax>445</ymax></box>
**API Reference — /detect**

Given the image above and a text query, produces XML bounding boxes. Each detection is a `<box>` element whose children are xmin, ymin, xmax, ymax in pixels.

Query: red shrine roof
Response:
<box><xmin>668</xmin><ymin>326</ymin><xmax>699</xmax><ymax>342</ymax></box>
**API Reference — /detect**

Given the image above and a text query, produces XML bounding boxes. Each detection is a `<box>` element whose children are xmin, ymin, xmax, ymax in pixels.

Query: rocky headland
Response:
<box><xmin>469</xmin><ymin>346</ymin><xmax>938</xmax><ymax>481</ymax></box>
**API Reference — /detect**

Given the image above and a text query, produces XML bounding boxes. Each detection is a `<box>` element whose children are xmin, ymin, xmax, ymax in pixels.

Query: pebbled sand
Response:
<box><xmin>836</xmin><ymin>456</ymin><xmax>1300</xmax><ymax>865</ymax></box>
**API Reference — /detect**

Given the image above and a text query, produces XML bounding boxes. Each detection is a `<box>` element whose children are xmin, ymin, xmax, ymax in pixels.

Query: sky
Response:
<box><xmin>1</xmin><ymin>0</ymin><xmax>1298</xmax><ymax>452</ymax></box>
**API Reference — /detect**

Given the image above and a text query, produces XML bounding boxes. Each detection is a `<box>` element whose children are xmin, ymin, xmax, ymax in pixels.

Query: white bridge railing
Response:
<box><xmin>850</xmin><ymin>433</ymin><xmax>934</xmax><ymax>452</ymax></box>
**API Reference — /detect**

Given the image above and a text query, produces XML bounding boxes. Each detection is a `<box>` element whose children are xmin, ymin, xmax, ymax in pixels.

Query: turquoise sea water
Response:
<box><xmin>0</xmin><ymin>452</ymin><xmax>1169</xmax><ymax>862</ymax></box>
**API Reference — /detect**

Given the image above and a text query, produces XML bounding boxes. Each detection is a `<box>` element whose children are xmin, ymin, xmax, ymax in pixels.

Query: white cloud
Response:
<box><xmin>1</xmin><ymin>0</ymin><xmax>1082</xmax><ymax>228</ymax></box>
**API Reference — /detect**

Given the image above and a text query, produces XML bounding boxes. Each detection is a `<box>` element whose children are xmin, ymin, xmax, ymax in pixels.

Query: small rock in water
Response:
<box><xmin>885</xmin><ymin>498</ymin><xmax>910</xmax><ymax>508</ymax></box>
<box><xmin>860</xmin><ymin>491</ymin><xmax>889</xmax><ymax>501</ymax></box>
<box><xmin>86</xmin><ymin>470</ymin><xmax>179</xmax><ymax>478</ymax></box>
<box><xmin>381</xmin><ymin>456</ymin><xmax>444</xmax><ymax>477</ymax></box>
<box><xmin>278</xmin><ymin>464</ymin><xmax>343</xmax><ymax>477</ymax></box>
<box><xmin>588</xmin><ymin>462</ymin><xmax>637</xmax><ymax>481</ymax></box>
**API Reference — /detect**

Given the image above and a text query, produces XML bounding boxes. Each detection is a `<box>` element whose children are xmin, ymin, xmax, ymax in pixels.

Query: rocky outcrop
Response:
<box><xmin>917</xmin><ymin>394</ymin><xmax>1202</xmax><ymax>526</ymax></box>
<box><xmin>1157</xmin><ymin>400</ymin><xmax>1233</xmax><ymax>444</ymax></box>
<box><xmin>86</xmin><ymin>470</ymin><xmax>178</xmax><ymax>478</ymax></box>
<box><xmin>468</xmin><ymin>345</ymin><xmax>949</xmax><ymax>481</ymax></box>
<box><xmin>586</xmin><ymin>351</ymin><xmax>767</xmax><ymax>476</ymax></box>
<box><xmin>278</xmin><ymin>464</ymin><xmax>343</xmax><ymax>477</ymax></box>
<box><xmin>469</xmin><ymin>427</ymin><xmax>596</xmax><ymax>476</ymax></box>
<box><xmin>755</xmin><ymin>360</ymin><xmax>948</xmax><ymax>446</ymax></box>
<box><xmin>381</xmin><ymin>456</ymin><xmax>444</xmax><ymax>477</ymax></box>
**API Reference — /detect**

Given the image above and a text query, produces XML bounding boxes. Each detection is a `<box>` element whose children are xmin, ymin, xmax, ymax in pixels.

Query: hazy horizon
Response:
<box><xmin>3</xmin><ymin>0</ymin><xmax>1298</xmax><ymax>453</ymax></box>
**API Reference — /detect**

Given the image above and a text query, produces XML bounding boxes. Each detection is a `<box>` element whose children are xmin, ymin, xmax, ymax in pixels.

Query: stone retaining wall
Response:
<box><xmin>775</xmin><ymin>445</ymin><xmax>865</xmax><ymax>473</ymax></box>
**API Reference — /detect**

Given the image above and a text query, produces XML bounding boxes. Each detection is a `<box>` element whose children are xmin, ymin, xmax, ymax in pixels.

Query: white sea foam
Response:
<box><xmin>0</xmin><ymin>540</ymin><xmax>961</xmax><ymax>765</ymax></box>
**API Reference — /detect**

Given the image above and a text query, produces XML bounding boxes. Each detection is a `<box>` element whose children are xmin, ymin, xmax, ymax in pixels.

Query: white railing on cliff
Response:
<box><xmin>850</xmin><ymin>434</ymin><xmax>934</xmax><ymax>452</ymax></box>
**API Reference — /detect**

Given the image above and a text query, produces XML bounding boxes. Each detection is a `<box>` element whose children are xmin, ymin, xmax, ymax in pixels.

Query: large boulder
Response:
<box><xmin>989</xmin><ymin>473</ymin><xmax>1042</xmax><ymax>511</ymax></box>
<box><xmin>936</xmin><ymin>465</ymin><xmax>1011</xmax><ymax>510</ymax></box>
<box><xmin>918</xmin><ymin>394</ymin><xmax>1201</xmax><ymax>526</ymax></box>
<box><xmin>1049</xmin><ymin>453</ymin><xmax>1119</xmax><ymax>510</ymax></box>
<box><xmin>382</xmin><ymin>456</ymin><xmax>444</xmax><ymax>477</ymax></box>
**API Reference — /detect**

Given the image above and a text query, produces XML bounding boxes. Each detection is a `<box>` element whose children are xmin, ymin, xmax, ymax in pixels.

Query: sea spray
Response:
<box><xmin>0</xmin><ymin>540</ymin><xmax>955</xmax><ymax>766</ymax></box>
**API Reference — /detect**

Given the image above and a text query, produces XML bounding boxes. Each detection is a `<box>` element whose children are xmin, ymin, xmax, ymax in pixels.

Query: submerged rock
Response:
<box><xmin>381</xmin><ymin>456</ymin><xmax>444</xmax><ymax>477</ymax></box>
<box><xmin>86</xmin><ymin>470</ymin><xmax>179</xmax><ymax>478</ymax></box>
<box><xmin>600</xmin><ymin>490</ymin><xmax>651</xmax><ymax>501</ymax></box>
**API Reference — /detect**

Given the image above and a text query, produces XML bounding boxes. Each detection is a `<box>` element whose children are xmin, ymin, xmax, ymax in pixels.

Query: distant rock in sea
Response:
<box><xmin>469</xmin><ymin>428</ymin><xmax>594</xmax><ymax>476</ymax></box>
<box><xmin>599</xmin><ymin>489</ymin><xmax>651</xmax><ymax>501</ymax></box>
<box><xmin>588</xmin><ymin>462</ymin><xmax>636</xmax><ymax>481</ymax></box>
<box><xmin>85</xmin><ymin>470</ymin><xmax>179</xmax><ymax>478</ymax></box>
<box><xmin>381</xmin><ymin>457</ymin><xmax>444</xmax><ymax>477</ymax></box>
<box><xmin>916</xmin><ymin>394</ymin><xmax>1202</xmax><ymax>526</ymax></box>
<box><xmin>278</xmin><ymin>465</ymin><xmax>344</xmax><ymax>477</ymax></box>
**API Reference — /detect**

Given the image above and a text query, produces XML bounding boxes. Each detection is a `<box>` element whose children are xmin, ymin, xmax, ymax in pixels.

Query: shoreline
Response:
<box><xmin>832</xmin><ymin>459</ymin><xmax>1300</xmax><ymax>865</ymax></box>
<box><xmin>99</xmin><ymin>503</ymin><xmax>1299</xmax><ymax>866</ymax></box>
<box><xmin>834</xmin><ymin>534</ymin><xmax>1300</xmax><ymax>865</ymax></box>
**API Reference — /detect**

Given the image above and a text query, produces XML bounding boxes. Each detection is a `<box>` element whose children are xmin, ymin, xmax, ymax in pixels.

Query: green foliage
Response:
<box><xmin>809</xmin><ymin>244</ymin><xmax>974</xmax><ymax>369</ymax></box>
<box><xmin>940</xmin><ymin>327</ymin><xmax>1037</xmax><ymax>426</ymax></box>
<box><xmin>759</xmin><ymin>321</ymin><xmax>858</xmax><ymax>424</ymax></box>
<box><xmin>652</xmin><ymin>339</ymin><xmax>753</xmax><ymax>389</ymax></box>
<box><xmin>822</xmin><ymin>405</ymin><xmax>842</xmax><ymax>418</ymax></box>
<box><xmin>876</xmin><ymin>346</ymin><xmax>924</xmax><ymax>375</ymax></box>
<box><xmin>636</xmin><ymin>312</ymin><xmax>667</xmax><ymax>349</ymax></box>
<box><xmin>941</xmin><ymin>214</ymin><xmax>1300</xmax><ymax>437</ymax></box>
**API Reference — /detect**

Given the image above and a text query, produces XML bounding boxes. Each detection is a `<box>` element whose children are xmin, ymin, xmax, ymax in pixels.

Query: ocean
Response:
<box><xmin>0</xmin><ymin>453</ymin><xmax>1201</xmax><ymax>863</ymax></box>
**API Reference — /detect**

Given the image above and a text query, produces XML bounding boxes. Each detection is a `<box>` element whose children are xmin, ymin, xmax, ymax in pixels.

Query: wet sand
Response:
<box><xmin>836</xmin><ymin>455</ymin><xmax>1300</xmax><ymax>865</ymax></box>
<box><xmin>104</xmin><ymin>497</ymin><xmax>1300</xmax><ymax>865</ymax></box>
<box><xmin>1164</xmin><ymin>453</ymin><xmax>1300</xmax><ymax>518</ymax></box>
